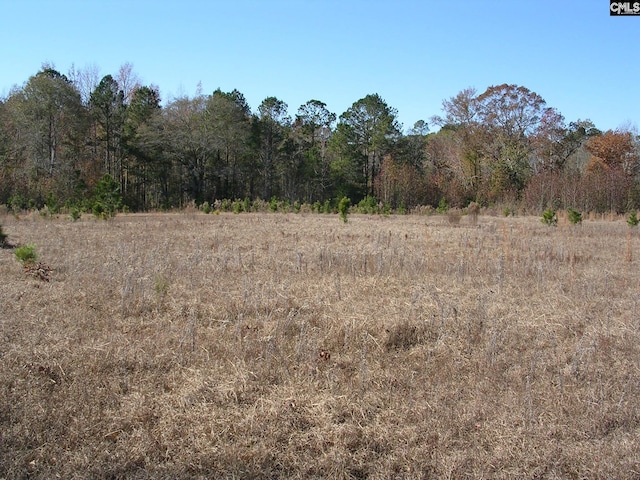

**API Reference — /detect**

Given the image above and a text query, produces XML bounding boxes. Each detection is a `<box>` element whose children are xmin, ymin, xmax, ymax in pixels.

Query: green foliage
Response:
<box><xmin>436</xmin><ymin>198</ymin><xmax>449</xmax><ymax>214</ymax></box>
<box><xmin>269</xmin><ymin>196</ymin><xmax>279</xmax><ymax>212</ymax></box>
<box><xmin>69</xmin><ymin>207</ymin><xmax>82</xmax><ymax>222</ymax></box>
<box><xmin>627</xmin><ymin>210</ymin><xmax>639</xmax><ymax>227</ymax></box>
<box><xmin>541</xmin><ymin>208</ymin><xmax>557</xmax><ymax>227</ymax></box>
<box><xmin>232</xmin><ymin>200</ymin><xmax>243</xmax><ymax>214</ymax></box>
<box><xmin>357</xmin><ymin>196</ymin><xmax>379</xmax><ymax>214</ymax></box>
<box><xmin>93</xmin><ymin>174</ymin><xmax>122</xmax><ymax>219</ymax></box>
<box><xmin>92</xmin><ymin>202</ymin><xmax>105</xmax><ymax>218</ymax></box>
<box><xmin>202</xmin><ymin>202</ymin><xmax>212</xmax><ymax>214</ymax></box>
<box><xmin>338</xmin><ymin>196</ymin><xmax>351</xmax><ymax>223</ymax></box>
<box><xmin>8</xmin><ymin>194</ymin><xmax>29</xmax><ymax>213</ymax></box>
<box><xmin>567</xmin><ymin>208</ymin><xmax>582</xmax><ymax>225</ymax></box>
<box><xmin>220</xmin><ymin>199</ymin><xmax>232</xmax><ymax>212</ymax></box>
<box><xmin>323</xmin><ymin>200</ymin><xmax>332</xmax><ymax>214</ymax></box>
<box><xmin>45</xmin><ymin>192</ymin><xmax>60</xmax><ymax>215</ymax></box>
<box><xmin>503</xmin><ymin>206</ymin><xmax>515</xmax><ymax>217</ymax></box>
<box><xmin>15</xmin><ymin>243</ymin><xmax>37</xmax><ymax>265</ymax></box>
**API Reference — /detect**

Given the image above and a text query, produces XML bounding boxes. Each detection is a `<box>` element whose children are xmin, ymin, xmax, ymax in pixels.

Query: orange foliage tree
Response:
<box><xmin>585</xmin><ymin>130</ymin><xmax>638</xmax><ymax>174</ymax></box>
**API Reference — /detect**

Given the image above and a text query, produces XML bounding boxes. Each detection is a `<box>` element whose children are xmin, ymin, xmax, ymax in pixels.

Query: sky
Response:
<box><xmin>1</xmin><ymin>0</ymin><xmax>638</xmax><ymax>133</ymax></box>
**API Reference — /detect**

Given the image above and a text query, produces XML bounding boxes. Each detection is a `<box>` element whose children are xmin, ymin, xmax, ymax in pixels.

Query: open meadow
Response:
<box><xmin>1</xmin><ymin>211</ymin><xmax>640</xmax><ymax>479</ymax></box>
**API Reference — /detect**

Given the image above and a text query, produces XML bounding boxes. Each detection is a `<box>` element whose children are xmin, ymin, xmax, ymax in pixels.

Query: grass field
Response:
<box><xmin>1</xmin><ymin>211</ymin><xmax>640</xmax><ymax>479</ymax></box>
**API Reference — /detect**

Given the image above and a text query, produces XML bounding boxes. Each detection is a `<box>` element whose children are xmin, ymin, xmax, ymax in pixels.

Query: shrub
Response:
<box><xmin>202</xmin><ymin>202</ymin><xmax>212</xmax><ymax>214</ymax></box>
<box><xmin>92</xmin><ymin>202</ymin><xmax>105</xmax><ymax>218</ymax></box>
<box><xmin>220</xmin><ymin>199</ymin><xmax>232</xmax><ymax>212</ymax></box>
<box><xmin>232</xmin><ymin>200</ymin><xmax>243</xmax><ymax>214</ymax></box>
<box><xmin>45</xmin><ymin>192</ymin><xmax>60</xmax><ymax>215</ymax></box>
<box><xmin>15</xmin><ymin>243</ymin><xmax>37</xmax><ymax>265</ymax></box>
<box><xmin>8</xmin><ymin>194</ymin><xmax>28</xmax><ymax>213</ymax></box>
<box><xmin>357</xmin><ymin>196</ymin><xmax>378</xmax><ymax>214</ymax></box>
<box><xmin>93</xmin><ymin>174</ymin><xmax>122</xmax><ymax>219</ymax></box>
<box><xmin>338</xmin><ymin>196</ymin><xmax>350</xmax><ymax>223</ymax></box>
<box><xmin>269</xmin><ymin>196</ymin><xmax>278</xmax><ymax>212</ymax></box>
<box><xmin>69</xmin><ymin>207</ymin><xmax>82</xmax><ymax>222</ymax></box>
<box><xmin>541</xmin><ymin>208</ymin><xmax>558</xmax><ymax>227</ymax></box>
<box><xmin>567</xmin><ymin>208</ymin><xmax>583</xmax><ymax>225</ymax></box>
<box><xmin>627</xmin><ymin>210</ymin><xmax>639</xmax><ymax>227</ymax></box>
<box><xmin>436</xmin><ymin>198</ymin><xmax>449</xmax><ymax>214</ymax></box>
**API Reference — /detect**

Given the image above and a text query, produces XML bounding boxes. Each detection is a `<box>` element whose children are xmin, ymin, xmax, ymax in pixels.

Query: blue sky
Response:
<box><xmin>1</xmin><ymin>0</ymin><xmax>638</xmax><ymax>133</ymax></box>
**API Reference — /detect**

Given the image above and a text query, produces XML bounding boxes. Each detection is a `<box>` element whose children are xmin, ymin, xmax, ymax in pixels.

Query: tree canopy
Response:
<box><xmin>1</xmin><ymin>64</ymin><xmax>638</xmax><ymax>214</ymax></box>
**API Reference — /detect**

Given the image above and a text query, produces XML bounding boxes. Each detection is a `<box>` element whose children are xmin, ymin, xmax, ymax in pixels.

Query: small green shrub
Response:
<box><xmin>15</xmin><ymin>243</ymin><xmax>37</xmax><ymax>265</ymax></box>
<box><xmin>567</xmin><ymin>208</ymin><xmax>582</xmax><ymax>225</ymax></box>
<box><xmin>269</xmin><ymin>196</ymin><xmax>278</xmax><ymax>212</ymax></box>
<box><xmin>45</xmin><ymin>192</ymin><xmax>60</xmax><ymax>215</ymax></box>
<box><xmin>69</xmin><ymin>207</ymin><xmax>82</xmax><ymax>222</ymax></box>
<box><xmin>436</xmin><ymin>198</ymin><xmax>449</xmax><ymax>214</ymax></box>
<box><xmin>92</xmin><ymin>202</ymin><xmax>105</xmax><ymax>219</ymax></box>
<box><xmin>627</xmin><ymin>210</ymin><xmax>639</xmax><ymax>227</ymax></box>
<box><xmin>202</xmin><ymin>201</ymin><xmax>212</xmax><ymax>214</ymax></box>
<box><xmin>338</xmin><ymin>196</ymin><xmax>350</xmax><ymax>223</ymax></box>
<box><xmin>357</xmin><ymin>196</ymin><xmax>378</xmax><ymax>214</ymax></box>
<box><xmin>541</xmin><ymin>208</ymin><xmax>557</xmax><ymax>227</ymax></box>
<box><xmin>93</xmin><ymin>173</ymin><xmax>122</xmax><ymax>219</ymax></box>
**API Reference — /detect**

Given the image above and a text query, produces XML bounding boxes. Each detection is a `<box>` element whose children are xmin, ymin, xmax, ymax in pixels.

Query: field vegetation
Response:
<box><xmin>1</xmin><ymin>210</ymin><xmax>639</xmax><ymax>478</ymax></box>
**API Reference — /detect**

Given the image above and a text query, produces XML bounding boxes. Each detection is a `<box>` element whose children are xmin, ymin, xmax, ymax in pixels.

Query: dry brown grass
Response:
<box><xmin>1</xmin><ymin>211</ymin><xmax>640</xmax><ymax>478</ymax></box>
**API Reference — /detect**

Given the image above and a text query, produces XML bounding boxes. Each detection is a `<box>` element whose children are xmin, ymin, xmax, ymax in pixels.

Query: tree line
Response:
<box><xmin>1</xmin><ymin>63</ymin><xmax>638</xmax><ymax>214</ymax></box>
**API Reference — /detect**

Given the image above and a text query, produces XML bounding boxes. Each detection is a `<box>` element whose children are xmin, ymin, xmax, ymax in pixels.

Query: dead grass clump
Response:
<box><xmin>384</xmin><ymin>321</ymin><xmax>430</xmax><ymax>351</ymax></box>
<box><xmin>446</xmin><ymin>208</ymin><xmax>462</xmax><ymax>225</ymax></box>
<box><xmin>467</xmin><ymin>201</ymin><xmax>480</xmax><ymax>226</ymax></box>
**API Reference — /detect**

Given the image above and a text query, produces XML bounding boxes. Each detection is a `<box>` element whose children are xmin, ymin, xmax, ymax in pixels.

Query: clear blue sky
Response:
<box><xmin>1</xmin><ymin>0</ymin><xmax>638</xmax><ymax>133</ymax></box>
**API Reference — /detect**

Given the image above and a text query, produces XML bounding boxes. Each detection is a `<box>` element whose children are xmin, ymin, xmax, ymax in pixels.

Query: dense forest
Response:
<box><xmin>1</xmin><ymin>63</ymin><xmax>638</xmax><ymax>214</ymax></box>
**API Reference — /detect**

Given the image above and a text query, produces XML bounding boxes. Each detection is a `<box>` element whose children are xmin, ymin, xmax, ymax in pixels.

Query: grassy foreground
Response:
<box><xmin>1</xmin><ymin>211</ymin><xmax>639</xmax><ymax>479</ymax></box>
